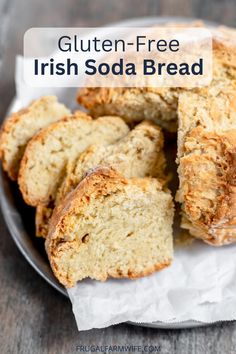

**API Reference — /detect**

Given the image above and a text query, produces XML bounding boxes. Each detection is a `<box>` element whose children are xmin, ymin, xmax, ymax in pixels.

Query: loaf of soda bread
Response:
<box><xmin>46</xmin><ymin>167</ymin><xmax>174</xmax><ymax>287</ymax></box>
<box><xmin>0</xmin><ymin>96</ymin><xmax>70</xmax><ymax>180</ymax></box>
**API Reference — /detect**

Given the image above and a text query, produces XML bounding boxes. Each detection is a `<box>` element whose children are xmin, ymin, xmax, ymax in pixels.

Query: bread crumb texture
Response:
<box><xmin>0</xmin><ymin>96</ymin><xmax>70</xmax><ymax>180</ymax></box>
<box><xmin>57</xmin><ymin>120</ymin><xmax>166</xmax><ymax>206</ymax></box>
<box><xmin>18</xmin><ymin>112</ymin><xmax>129</xmax><ymax>206</ymax></box>
<box><xmin>35</xmin><ymin>120</ymin><xmax>166</xmax><ymax>238</ymax></box>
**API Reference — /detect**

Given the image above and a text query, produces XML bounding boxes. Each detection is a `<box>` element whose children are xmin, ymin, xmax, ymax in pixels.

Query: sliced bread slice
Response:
<box><xmin>36</xmin><ymin>120</ymin><xmax>166</xmax><ymax>238</ymax></box>
<box><xmin>0</xmin><ymin>96</ymin><xmax>70</xmax><ymax>180</ymax></box>
<box><xmin>18</xmin><ymin>112</ymin><xmax>129</xmax><ymax>206</ymax></box>
<box><xmin>57</xmin><ymin>120</ymin><xmax>166</xmax><ymax>204</ymax></box>
<box><xmin>46</xmin><ymin>167</ymin><xmax>174</xmax><ymax>287</ymax></box>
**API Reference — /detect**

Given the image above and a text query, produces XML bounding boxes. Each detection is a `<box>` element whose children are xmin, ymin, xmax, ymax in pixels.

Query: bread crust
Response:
<box><xmin>77</xmin><ymin>87</ymin><xmax>179</xmax><ymax>132</ymax></box>
<box><xmin>77</xmin><ymin>24</ymin><xmax>236</xmax><ymax>132</ymax></box>
<box><xmin>46</xmin><ymin>167</ymin><xmax>172</xmax><ymax>287</ymax></box>
<box><xmin>177</xmin><ymin>127</ymin><xmax>236</xmax><ymax>245</ymax></box>
<box><xmin>177</xmin><ymin>87</ymin><xmax>236</xmax><ymax>160</ymax></box>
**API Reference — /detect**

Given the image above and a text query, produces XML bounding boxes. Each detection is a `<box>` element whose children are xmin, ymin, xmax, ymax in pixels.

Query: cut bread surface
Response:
<box><xmin>36</xmin><ymin>120</ymin><xmax>166</xmax><ymax>238</ymax></box>
<box><xmin>46</xmin><ymin>167</ymin><xmax>174</xmax><ymax>287</ymax></box>
<box><xmin>57</xmin><ymin>120</ymin><xmax>166</xmax><ymax>205</ymax></box>
<box><xmin>18</xmin><ymin>112</ymin><xmax>129</xmax><ymax>206</ymax></box>
<box><xmin>0</xmin><ymin>96</ymin><xmax>70</xmax><ymax>180</ymax></box>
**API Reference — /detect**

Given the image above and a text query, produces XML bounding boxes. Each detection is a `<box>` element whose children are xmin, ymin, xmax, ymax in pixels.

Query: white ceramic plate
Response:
<box><xmin>0</xmin><ymin>17</ymin><xmax>219</xmax><ymax>329</ymax></box>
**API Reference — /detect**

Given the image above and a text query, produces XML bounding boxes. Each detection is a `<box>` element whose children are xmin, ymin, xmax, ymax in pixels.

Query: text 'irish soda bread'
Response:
<box><xmin>46</xmin><ymin>167</ymin><xmax>174</xmax><ymax>287</ymax></box>
<box><xmin>18</xmin><ymin>112</ymin><xmax>129</xmax><ymax>206</ymax></box>
<box><xmin>0</xmin><ymin>96</ymin><xmax>70</xmax><ymax>180</ymax></box>
<box><xmin>176</xmin><ymin>88</ymin><xmax>236</xmax><ymax>245</ymax></box>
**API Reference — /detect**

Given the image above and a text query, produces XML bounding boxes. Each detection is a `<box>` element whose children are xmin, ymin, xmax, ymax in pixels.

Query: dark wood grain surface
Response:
<box><xmin>1</xmin><ymin>1</ymin><xmax>236</xmax><ymax>353</ymax></box>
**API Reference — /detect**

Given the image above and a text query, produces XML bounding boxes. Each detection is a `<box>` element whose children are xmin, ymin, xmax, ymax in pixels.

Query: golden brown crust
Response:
<box><xmin>177</xmin><ymin>127</ymin><xmax>236</xmax><ymax>245</ymax></box>
<box><xmin>77</xmin><ymin>87</ymin><xmax>179</xmax><ymax>132</ymax></box>
<box><xmin>181</xmin><ymin>215</ymin><xmax>236</xmax><ymax>246</ymax></box>
<box><xmin>177</xmin><ymin>87</ymin><xmax>236</xmax><ymax>160</ymax></box>
<box><xmin>212</xmin><ymin>26</ymin><xmax>236</xmax><ymax>69</ymax></box>
<box><xmin>108</xmin><ymin>260</ymin><xmax>171</xmax><ymax>281</ymax></box>
<box><xmin>77</xmin><ymin>24</ymin><xmax>236</xmax><ymax>133</ymax></box>
<box><xmin>0</xmin><ymin>108</ymin><xmax>29</xmax><ymax>180</ymax></box>
<box><xmin>77</xmin><ymin>87</ymin><xmax>172</xmax><ymax>109</ymax></box>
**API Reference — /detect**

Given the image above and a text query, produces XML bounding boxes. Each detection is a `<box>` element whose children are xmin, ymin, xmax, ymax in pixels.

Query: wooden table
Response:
<box><xmin>1</xmin><ymin>1</ymin><xmax>236</xmax><ymax>353</ymax></box>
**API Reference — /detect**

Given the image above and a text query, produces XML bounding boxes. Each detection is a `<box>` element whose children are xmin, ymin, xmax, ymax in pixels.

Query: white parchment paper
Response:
<box><xmin>16</xmin><ymin>56</ymin><xmax>236</xmax><ymax>331</ymax></box>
